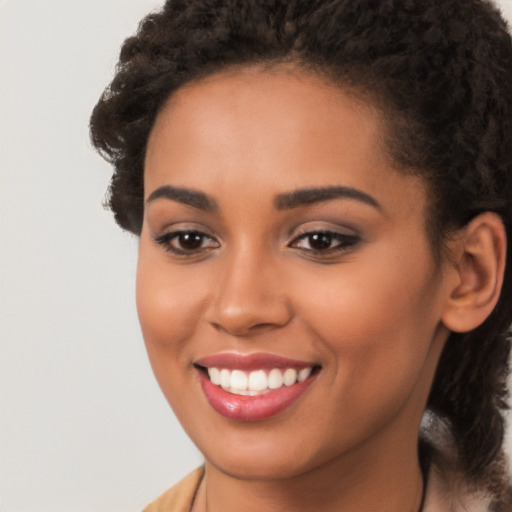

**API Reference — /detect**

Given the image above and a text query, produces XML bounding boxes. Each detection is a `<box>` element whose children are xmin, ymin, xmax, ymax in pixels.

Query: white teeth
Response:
<box><xmin>230</xmin><ymin>370</ymin><xmax>248</xmax><ymax>390</ymax></box>
<box><xmin>268</xmin><ymin>369</ymin><xmax>284</xmax><ymax>389</ymax></box>
<box><xmin>206</xmin><ymin>366</ymin><xmax>314</xmax><ymax>394</ymax></box>
<box><xmin>298</xmin><ymin>367</ymin><xmax>312</xmax><ymax>382</ymax></box>
<box><xmin>248</xmin><ymin>370</ymin><xmax>267</xmax><ymax>391</ymax></box>
<box><xmin>220</xmin><ymin>369</ymin><xmax>231</xmax><ymax>388</ymax></box>
<box><xmin>208</xmin><ymin>367</ymin><xmax>221</xmax><ymax>385</ymax></box>
<box><xmin>283</xmin><ymin>368</ymin><xmax>297</xmax><ymax>386</ymax></box>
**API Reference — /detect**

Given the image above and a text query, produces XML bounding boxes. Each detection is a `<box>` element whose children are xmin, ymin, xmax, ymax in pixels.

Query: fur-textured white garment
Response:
<box><xmin>421</xmin><ymin>411</ymin><xmax>509</xmax><ymax>512</ymax></box>
<box><xmin>423</xmin><ymin>465</ymin><xmax>492</xmax><ymax>512</ymax></box>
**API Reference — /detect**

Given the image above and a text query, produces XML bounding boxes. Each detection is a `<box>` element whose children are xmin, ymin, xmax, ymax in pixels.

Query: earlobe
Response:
<box><xmin>441</xmin><ymin>212</ymin><xmax>506</xmax><ymax>333</ymax></box>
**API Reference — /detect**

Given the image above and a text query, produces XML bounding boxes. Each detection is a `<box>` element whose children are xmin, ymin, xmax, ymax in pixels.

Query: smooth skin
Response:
<box><xmin>137</xmin><ymin>67</ymin><xmax>506</xmax><ymax>512</ymax></box>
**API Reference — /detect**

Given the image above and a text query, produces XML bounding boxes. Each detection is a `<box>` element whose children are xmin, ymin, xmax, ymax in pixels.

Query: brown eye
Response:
<box><xmin>153</xmin><ymin>230</ymin><xmax>220</xmax><ymax>255</ymax></box>
<box><xmin>307</xmin><ymin>233</ymin><xmax>333</xmax><ymax>250</ymax></box>
<box><xmin>290</xmin><ymin>231</ymin><xmax>360</xmax><ymax>254</ymax></box>
<box><xmin>177</xmin><ymin>231</ymin><xmax>205</xmax><ymax>250</ymax></box>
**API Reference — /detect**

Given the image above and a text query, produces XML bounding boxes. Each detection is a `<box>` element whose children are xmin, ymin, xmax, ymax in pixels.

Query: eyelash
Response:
<box><xmin>153</xmin><ymin>230</ymin><xmax>220</xmax><ymax>256</ymax></box>
<box><xmin>153</xmin><ymin>229</ymin><xmax>360</xmax><ymax>257</ymax></box>
<box><xmin>289</xmin><ymin>231</ymin><xmax>360</xmax><ymax>255</ymax></box>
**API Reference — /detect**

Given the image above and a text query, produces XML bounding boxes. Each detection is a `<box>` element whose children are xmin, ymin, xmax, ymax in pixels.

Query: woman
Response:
<box><xmin>90</xmin><ymin>0</ymin><xmax>512</xmax><ymax>510</ymax></box>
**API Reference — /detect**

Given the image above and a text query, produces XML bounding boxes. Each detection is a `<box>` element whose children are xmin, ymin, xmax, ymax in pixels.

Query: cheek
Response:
<box><xmin>135</xmin><ymin>243</ymin><xmax>207</xmax><ymax>374</ymax></box>
<box><xmin>135</xmin><ymin>247</ymin><xmax>210</xmax><ymax>425</ymax></box>
<box><xmin>293</xmin><ymin>241</ymin><xmax>442</xmax><ymax>415</ymax></box>
<box><xmin>298</xmin><ymin>245</ymin><xmax>438</xmax><ymax>338</ymax></box>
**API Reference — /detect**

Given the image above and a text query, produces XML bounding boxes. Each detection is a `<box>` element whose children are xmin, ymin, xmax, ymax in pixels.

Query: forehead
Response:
<box><xmin>144</xmin><ymin>67</ymin><xmax>427</xmax><ymax>220</ymax></box>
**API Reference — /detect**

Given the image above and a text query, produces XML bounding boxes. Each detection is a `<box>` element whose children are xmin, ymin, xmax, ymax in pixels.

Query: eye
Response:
<box><xmin>153</xmin><ymin>230</ymin><xmax>220</xmax><ymax>255</ymax></box>
<box><xmin>289</xmin><ymin>231</ymin><xmax>360</xmax><ymax>254</ymax></box>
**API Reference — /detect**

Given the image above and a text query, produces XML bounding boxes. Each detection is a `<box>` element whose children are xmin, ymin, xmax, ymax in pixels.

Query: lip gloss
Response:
<box><xmin>198</xmin><ymin>371</ymin><xmax>315</xmax><ymax>421</ymax></box>
<box><xmin>195</xmin><ymin>353</ymin><xmax>318</xmax><ymax>421</ymax></box>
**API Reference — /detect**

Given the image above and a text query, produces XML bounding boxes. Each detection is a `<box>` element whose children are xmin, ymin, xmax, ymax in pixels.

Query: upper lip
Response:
<box><xmin>194</xmin><ymin>352</ymin><xmax>318</xmax><ymax>371</ymax></box>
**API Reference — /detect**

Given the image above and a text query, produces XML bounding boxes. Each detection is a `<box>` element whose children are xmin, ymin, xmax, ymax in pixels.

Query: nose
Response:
<box><xmin>204</xmin><ymin>247</ymin><xmax>293</xmax><ymax>336</ymax></box>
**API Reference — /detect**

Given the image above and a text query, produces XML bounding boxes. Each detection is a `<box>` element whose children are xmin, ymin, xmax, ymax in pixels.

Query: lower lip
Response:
<box><xmin>198</xmin><ymin>370</ymin><xmax>317</xmax><ymax>421</ymax></box>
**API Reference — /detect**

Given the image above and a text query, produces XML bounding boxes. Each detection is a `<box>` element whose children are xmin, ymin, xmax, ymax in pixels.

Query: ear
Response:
<box><xmin>441</xmin><ymin>212</ymin><xmax>506</xmax><ymax>333</ymax></box>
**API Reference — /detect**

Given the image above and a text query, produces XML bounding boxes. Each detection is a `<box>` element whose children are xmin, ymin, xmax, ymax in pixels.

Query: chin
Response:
<box><xmin>206</xmin><ymin>451</ymin><xmax>320</xmax><ymax>481</ymax></box>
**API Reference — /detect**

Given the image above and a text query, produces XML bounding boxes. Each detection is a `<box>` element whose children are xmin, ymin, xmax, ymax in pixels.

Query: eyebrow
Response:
<box><xmin>274</xmin><ymin>186</ymin><xmax>382</xmax><ymax>211</ymax></box>
<box><xmin>145</xmin><ymin>184</ymin><xmax>382</xmax><ymax>213</ymax></box>
<box><xmin>146</xmin><ymin>185</ymin><xmax>218</xmax><ymax>211</ymax></box>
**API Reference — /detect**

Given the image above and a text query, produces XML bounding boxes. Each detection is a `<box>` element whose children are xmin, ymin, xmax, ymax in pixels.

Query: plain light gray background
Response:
<box><xmin>1</xmin><ymin>1</ymin><xmax>511</xmax><ymax>510</ymax></box>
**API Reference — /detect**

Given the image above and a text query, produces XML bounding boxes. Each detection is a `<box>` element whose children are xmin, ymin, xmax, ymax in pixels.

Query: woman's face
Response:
<box><xmin>137</xmin><ymin>68</ymin><xmax>452</xmax><ymax>480</ymax></box>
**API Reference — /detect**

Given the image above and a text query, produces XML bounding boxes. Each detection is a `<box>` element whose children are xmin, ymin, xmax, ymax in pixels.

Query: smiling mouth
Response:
<box><xmin>194</xmin><ymin>353</ymin><xmax>321</xmax><ymax>420</ymax></box>
<box><xmin>196</xmin><ymin>366</ymin><xmax>320</xmax><ymax>396</ymax></box>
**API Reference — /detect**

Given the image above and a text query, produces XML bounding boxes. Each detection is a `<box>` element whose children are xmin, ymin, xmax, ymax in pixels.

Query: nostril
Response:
<box><xmin>204</xmin><ymin>285</ymin><xmax>293</xmax><ymax>335</ymax></box>
<box><xmin>205</xmin><ymin>290</ymin><xmax>293</xmax><ymax>336</ymax></box>
<box><xmin>208</xmin><ymin>320</ymin><xmax>287</xmax><ymax>337</ymax></box>
<box><xmin>251</xmin><ymin>322</ymin><xmax>283</xmax><ymax>331</ymax></box>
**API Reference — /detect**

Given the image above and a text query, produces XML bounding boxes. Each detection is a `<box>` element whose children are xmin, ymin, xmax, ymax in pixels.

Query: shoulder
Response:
<box><xmin>142</xmin><ymin>467</ymin><xmax>205</xmax><ymax>512</ymax></box>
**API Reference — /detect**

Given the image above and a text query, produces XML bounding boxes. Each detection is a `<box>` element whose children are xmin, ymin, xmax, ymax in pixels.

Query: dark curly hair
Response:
<box><xmin>90</xmin><ymin>0</ymin><xmax>512</xmax><ymax>506</ymax></box>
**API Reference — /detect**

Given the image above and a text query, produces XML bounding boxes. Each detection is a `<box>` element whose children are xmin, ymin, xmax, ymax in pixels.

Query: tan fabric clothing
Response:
<box><xmin>142</xmin><ymin>467</ymin><xmax>205</xmax><ymax>512</ymax></box>
<box><xmin>142</xmin><ymin>466</ymin><xmax>495</xmax><ymax>512</ymax></box>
